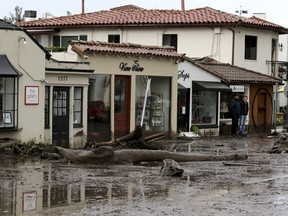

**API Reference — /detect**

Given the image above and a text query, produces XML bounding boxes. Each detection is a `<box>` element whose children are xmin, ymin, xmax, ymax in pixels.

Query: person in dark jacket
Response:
<box><xmin>229</xmin><ymin>94</ymin><xmax>240</xmax><ymax>137</ymax></box>
<box><xmin>239</xmin><ymin>95</ymin><xmax>249</xmax><ymax>136</ymax></box>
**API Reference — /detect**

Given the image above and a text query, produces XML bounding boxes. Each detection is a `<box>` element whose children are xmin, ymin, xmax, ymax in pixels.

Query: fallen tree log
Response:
<box><xmin>56</xmin><ymin>146</ymin><xmax>248</xmax><ymax>164</ymax></box>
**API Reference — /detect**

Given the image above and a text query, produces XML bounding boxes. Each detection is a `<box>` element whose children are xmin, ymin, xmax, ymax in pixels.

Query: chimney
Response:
<box><xmin>253</xmin><ymin>13</ymin><xmax>266</xmax><ymax>20</ymax></box>
<box><xmin>82</xmin><ymin>0</ymin><xmax>85</xmax><ymax>14</ymax></box>
<box><xmin>181</xmin><ymin>0</ymin><xmax>185</xmax><ymax>11</ymax></box>
<box><xmin>24</xmin><ymin>10</ymin><xmax>37</xmax><ymax>21</ymax></box>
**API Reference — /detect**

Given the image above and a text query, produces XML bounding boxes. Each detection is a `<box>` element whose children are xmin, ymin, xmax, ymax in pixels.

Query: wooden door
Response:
<box><xmin>114</xmin><ymin>76</ymin><xmax>131</xmax><ymax>138</ymax></box>
<box><xmin>257</xmin><ymin>92</ymin><xmax>267</xmax><ymax>132</ymax></box>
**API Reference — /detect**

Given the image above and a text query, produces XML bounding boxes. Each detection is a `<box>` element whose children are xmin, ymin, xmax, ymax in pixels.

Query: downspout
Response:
<box><xmin>228</xmin><ymin>28</ymin><xmax>235</xmax><ymax>65</ymax></box>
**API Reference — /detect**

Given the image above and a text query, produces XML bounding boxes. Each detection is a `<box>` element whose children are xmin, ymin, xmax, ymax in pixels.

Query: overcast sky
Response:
<box><xmin>1</xmin><ymin>0</ymin><xmax>287</xmax><ymax>27</ymax></box>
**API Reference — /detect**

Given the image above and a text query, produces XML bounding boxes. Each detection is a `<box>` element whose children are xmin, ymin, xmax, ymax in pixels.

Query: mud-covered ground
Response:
<box><xmin>1</xmin><ymin>135</ymin><xmax>288</xmax><ymax>216</ymax></box>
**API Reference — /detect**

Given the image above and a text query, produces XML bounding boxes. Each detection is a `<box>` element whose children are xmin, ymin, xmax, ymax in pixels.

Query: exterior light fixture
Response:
<box><xmin>279</xmin><ymin>43</ymin><xmax>284</xmax><ymax>52</ymax></box>
<box><xmin>18</xmin><ymin>36</ymin><xmax>27</xmax><ymax>44</ymax></box>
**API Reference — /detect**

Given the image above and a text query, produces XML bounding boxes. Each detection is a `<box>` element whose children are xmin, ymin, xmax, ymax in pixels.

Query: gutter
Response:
<box><xmin>228</xmin><ymin>28</ymin><xmax>235</xmax><ymax>65</ymax></box>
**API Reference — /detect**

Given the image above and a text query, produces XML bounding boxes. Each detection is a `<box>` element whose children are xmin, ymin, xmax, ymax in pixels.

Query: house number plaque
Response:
<box><xmin>58</xmin><ymin>76</ymin><xmax>68</xmax><ymax>81</ymax></box>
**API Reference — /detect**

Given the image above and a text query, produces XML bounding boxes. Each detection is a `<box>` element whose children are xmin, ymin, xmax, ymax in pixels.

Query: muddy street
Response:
<box><xmin>1</xmin><ymin>135</ymin><xmax>288</xmax><ymax>216</ymax></box>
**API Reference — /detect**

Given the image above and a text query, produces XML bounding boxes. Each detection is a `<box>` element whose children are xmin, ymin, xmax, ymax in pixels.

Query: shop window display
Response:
<box><xmin>192</xmin><ymin>91</ymin><xmax>217</xmax><ymax>125</ymax></box>
<box><xmin>136</xmin><ymin>76</ymin><xmax>171</xmax><ymax>133</ymax></box>
<box><xmin>87</xmin><ymin>74</ymin><xmax>111</xmax><ymax>142</ymax></box>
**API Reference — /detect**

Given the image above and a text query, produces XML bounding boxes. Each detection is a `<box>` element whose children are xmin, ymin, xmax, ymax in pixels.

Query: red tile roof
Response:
<box><xmin>187</xmin><ymin>57</ymin><xmax>281</xmax><ymax>84</ymax></box>
<box><xmin>70</xmin><ymin>40</ymin><xmax>185</xmax><ymax>59</ymax></box>
<box><xmin>17</xmin><ymin>6</ymin><xmax>288</xmax><ymax>34</ymax></box>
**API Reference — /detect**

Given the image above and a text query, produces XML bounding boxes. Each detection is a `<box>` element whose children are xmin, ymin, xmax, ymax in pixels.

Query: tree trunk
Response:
<box><xmin>56</xmin><ymin>146</ymin><xmax>248</xmax><ymax>164</ymax></box>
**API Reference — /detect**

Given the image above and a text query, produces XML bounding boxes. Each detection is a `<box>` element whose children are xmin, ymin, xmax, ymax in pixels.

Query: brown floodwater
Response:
<box><xmin>1</xmin><ymin>135</ymin><xmax>288</xmax><ymax>216</ymax></box>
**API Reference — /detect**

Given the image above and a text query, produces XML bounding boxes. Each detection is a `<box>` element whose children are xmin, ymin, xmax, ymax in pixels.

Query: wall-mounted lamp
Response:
<box><xmin>18</xmin><ymin>36</ymin><xmax>27</xmax><ymax>44</ymax></box>
<box><xmin>279</xmin><ymin>43</ymin><xmax>284</xmax><ymax>52</ymax></box>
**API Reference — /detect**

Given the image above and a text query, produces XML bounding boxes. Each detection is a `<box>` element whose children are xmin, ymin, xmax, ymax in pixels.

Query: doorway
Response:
<box><xmin>114</xmin><ymin>75</ymin><xmax>131</xmax><ymax>138</ymax></box>
<box><xmin>52</xmin><ymin>87</ymin><xmax>69</xmax><ymax>147</ymax></box>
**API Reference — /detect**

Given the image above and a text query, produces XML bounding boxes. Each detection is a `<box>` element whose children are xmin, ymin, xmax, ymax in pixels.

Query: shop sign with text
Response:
<box><xmin>119</xmin><ymin>60</ymin><xmax>144</xmax><ymax>72</ymax></box>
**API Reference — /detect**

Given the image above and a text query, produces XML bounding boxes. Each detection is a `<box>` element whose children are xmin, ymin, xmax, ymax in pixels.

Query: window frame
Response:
<box><xmin>73</xmin><ymin>87</ymin><xmax>83</xmax><ymax>127</ymax></box>
<box><xmin>45</xmin><ymin>86</ymin><xmax>50</xmax><ymax>129</ymax></box>
<box><xmin>53</xmin><ymin>35</ymin><xmax>88</xmax><ymax>47</ymax></box>
<box><xmin>108</xmin><ymin>34</ymin><xmax>120</xmax><ymax>43</ymax></box>
<box><xmin>162</xmin><ymin>34</ymin><xmax>178</xmax><ymax>51</ymax></box>
<box><xmin>244</xmin><ymin>35</ymin><xmax>257</xmax><ymax>60</ymax></box>
<box><xmin>0</xmin><ymin>77</ymin><xmax>18</xmax><ymax>130</ymax></box>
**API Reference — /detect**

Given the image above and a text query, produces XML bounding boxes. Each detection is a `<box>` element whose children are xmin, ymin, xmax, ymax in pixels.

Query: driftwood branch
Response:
<box><xmin>85</xmin><ymin>125</ymin><xmax>165</xmax><ymax>150</ymax></box>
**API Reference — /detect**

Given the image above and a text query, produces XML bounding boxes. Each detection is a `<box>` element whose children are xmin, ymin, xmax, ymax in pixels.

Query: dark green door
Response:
<box><xmin>52</xmin><ymin>87</ymin><xmax>69</xmax><ymax>147</ymax></box>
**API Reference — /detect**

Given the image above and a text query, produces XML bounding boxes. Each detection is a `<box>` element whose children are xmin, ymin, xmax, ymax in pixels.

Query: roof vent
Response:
<box><xmin>24</xmin><ymin>10</ymin><xmax>37</xmax><ymax>21</ymax></box>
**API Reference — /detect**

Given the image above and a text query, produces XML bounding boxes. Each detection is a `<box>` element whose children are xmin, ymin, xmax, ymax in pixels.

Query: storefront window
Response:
<box><xmin>135</xmin><ymin>76</ymin><xmax>171</xmax><ymax>134</ymax></box>
<box><xmin>87</xmin><ymin>75</ymin><xmax>111</xmax><ymax>142</ymax></box>
<box><xmin>0</xmin><ymin>77</ymin><xmax>18</xmax><ymax>128</ymax></box>
<box><xmin>192</xmin><ymin>91</ymin><xmax>217</xmax><ymax>125</ymax></box>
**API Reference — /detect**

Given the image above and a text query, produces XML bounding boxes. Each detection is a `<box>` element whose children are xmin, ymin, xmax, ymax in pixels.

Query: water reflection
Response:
<box><xmin>2</xmin><ymin>157</ymin><xmax>288</xmax><ymax>216</ymax></box>
<box><xmin>0</xmin><ymin>162</ymin><xmax>175</xmax><ymax>216</ymax></box>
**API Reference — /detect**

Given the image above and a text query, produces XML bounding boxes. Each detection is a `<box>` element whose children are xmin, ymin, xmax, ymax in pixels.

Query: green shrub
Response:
<box><xmin>190</xmin><ymin>125</ymin><xmax>200</xmax><ymax>135</ymax></box>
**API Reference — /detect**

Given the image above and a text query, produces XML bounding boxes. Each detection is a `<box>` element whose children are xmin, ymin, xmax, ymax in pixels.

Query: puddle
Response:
<box><xmin>1</xmin><ymin>136</ymin><xmax>288</xmax><ymax>215</ymax></box>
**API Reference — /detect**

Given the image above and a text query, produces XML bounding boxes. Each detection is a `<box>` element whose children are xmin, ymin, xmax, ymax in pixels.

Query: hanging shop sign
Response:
<box><xmin>230</xmin><ymin>85</ymin><xmax>244</xmax><ymax>92</ymax></box>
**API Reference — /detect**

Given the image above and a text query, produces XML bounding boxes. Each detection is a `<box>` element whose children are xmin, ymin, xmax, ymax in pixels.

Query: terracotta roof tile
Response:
<box><xmin>188</xmin><ymin>57</ymin><xmax>281</xmax><ymax>84</ymax></box>
<box><xmin>70</xmin><ymin>40</ymin><xmax>185</xmax><ymax>59</ymax></box>
<box><xmin>17</xmin><ymin>6</ymin><xmax>288</xmax><ymax>33</ymax></box>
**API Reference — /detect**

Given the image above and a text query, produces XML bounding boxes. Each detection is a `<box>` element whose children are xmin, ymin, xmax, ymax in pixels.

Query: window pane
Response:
<box><xmin>79</xmin><ymin>35</ymin><xmax>87</xmax><ymax>41</ymax></box>
<box><xmin>108</xmin><ymin>35</ymin><xmax>120</xmax><ymax>43</ymax></box>
<box><xmin>192</xmin><ymin>91</ymin><xmax>217</xmax><ymax>125</ymax></box>
<box><xmin>115</xmin><ymin>79</ymin><xmax>126</xmax><ymax>113</ymax></box>
<box><xmin>0</xmin><ymin>77</ymin><xmax>17</xmax><ymax>128</ymax></box>
<box><xmin>3</xmin><ymin>94</ymin><xmax>14</xmax><ymax>110</ymax></box>
<box><xmin>88</xmin><ymin>75</ymin><xmax>111</xmax><ymax>142</ymax></box>
<box><xmin>245</xmin><ymin>35</ymin><xmax>257</xmax><ymax>60</ymax></box>
<box><xmin>74</xmin><ymin>88</ymin><xmax>82</xmax><ymax>99</ymax></box>
<box><xmin>74</xmin><ymin>112</ymin><xmax>81</xmax><ymax>124</ymax></box>
<box><xmin>74</xmin><ymin>100</ymin><xmax>81</xmax><ymax>112</ymax></box>
<box><xmin>53</xmin><ymin>35</ymin><xmax>60</xmax><ymax>46</ymax></box>
<box><xmin>136</xmin><ymin>76</ymin><xmax>171</xmax><ymax>133</ymax></box>
<box><xmin>163</xmin><ymin>34</ymin><xmax>178</xmax><ymax>51</ymax></box>
<box><xmin>61</xmin><ymin>36</ymin><xmax>78</xmax><ymax>47</ymax></box>
<box><xmin>5</xmin><ymin>78</ymin><xmax>14</xmax><ymax>93</ymax></box>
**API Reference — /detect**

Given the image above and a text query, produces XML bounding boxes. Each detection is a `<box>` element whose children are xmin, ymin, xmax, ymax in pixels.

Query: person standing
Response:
<box><xmin>229</xmin><ymin>94</ymin><xmax>240</xmax><ymax>137</ymax></box>
<box><xmin>239</xmin><ymin>95</ymin><xmax>249</xmax><ymax>136</ymax></box>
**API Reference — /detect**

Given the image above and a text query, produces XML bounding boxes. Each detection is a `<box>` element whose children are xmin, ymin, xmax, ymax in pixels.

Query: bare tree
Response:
<box><xmin>3</xmin><ymin>6</ymin><xmax>24</xmax><ymax>23</ymax></box>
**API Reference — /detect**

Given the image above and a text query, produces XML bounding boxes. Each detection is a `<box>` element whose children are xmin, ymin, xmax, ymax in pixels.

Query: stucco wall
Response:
<box><xmin>233</xmin><ymin>27</ymin><xmax>279</xmax><ymax>75</ymax></box>
<box><xmin>47</xmin><ymin>26</ymin><xmax>279</xmax><ymax>76</ymax></box>
<box><xmin>0</xmin><ymin>30</ymin><xmax>46</xmax><ymax>143</ymax></box>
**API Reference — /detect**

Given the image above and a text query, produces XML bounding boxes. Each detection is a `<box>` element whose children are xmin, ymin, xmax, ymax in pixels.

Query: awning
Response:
<box><xmin>0</xmin><ymin>55</ymin><xmax>19</xmax><ymax>76</ymax></box>
<box><xmin>193</xmin><ymin>81</ymin><xmax>232</xmax><ymax>92</ymax></box>
<box><xmin>178</xmin><ymin>83</ymin><xmax>187</xmax><ymax>89</ymax></box>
